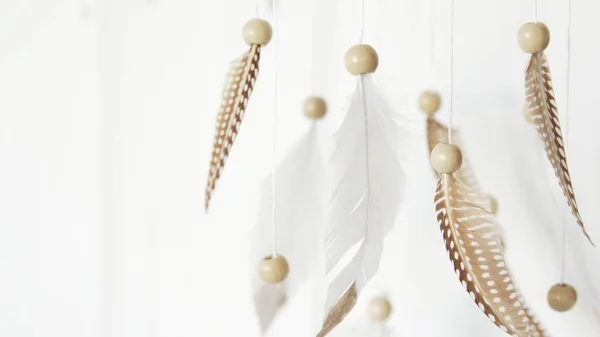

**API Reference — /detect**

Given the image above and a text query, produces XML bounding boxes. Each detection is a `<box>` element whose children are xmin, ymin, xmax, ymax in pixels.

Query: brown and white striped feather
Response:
<box><xmin>525</xmin><ymin>52</ymin><xmax>593</xmax><ymax>245</ymax></box>
<box><xmin>205</xmin><ymin>45</ymin><xmax>261</xmax><ymax>211</ymax></box>
<box><xmin>427</xmin><ymin>117</ymin><xmax>481</xmax><ymax>192</ymax></box>
<box><xmin>435</xmin><ymin>174</ymin><xmax>532</xmax><ymax>336</ymax></box>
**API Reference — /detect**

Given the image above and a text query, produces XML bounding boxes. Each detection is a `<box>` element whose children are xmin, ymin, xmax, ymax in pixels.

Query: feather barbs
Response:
<box><xmin>318</xmin><ymin>76</ymin><xmax>406</xmax><ymax>337</ymax></box>
<box><xmin>205</xmin><ymin>44</ymin><xmax>261</xmax><ymax>211</ymax></box>
<box><xmin>525</xmin><ymin>52</ymin><xmax>594</xmax><ymax>245</ymax></box>
<box><xmin>317</xmin><ymin>283</ymin><xmax>357</xmax><ymax>337</ymax></box>
<box><xmin>435</xmin><ymin>174</ymin><xmax>533</xmax><ymax>336</ymax></box>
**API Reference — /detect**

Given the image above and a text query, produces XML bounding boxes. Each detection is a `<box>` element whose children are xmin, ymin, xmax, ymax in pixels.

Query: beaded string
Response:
<box><xmin>559</xmin><ymin>0</ymin><xmax>572</xmax><ymax>285</ymax></box>
<box><xmin>447</xmin><ymin>0</ymin><xmax>455</xmax><ymax>143</ymax></box>
<box><xmin>271</xmin><ymin>0</ymin><xmax>279</xmax><ymax>256</ymax></box>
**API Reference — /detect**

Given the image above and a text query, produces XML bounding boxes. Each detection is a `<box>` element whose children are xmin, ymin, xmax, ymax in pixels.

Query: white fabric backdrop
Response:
<box><xmin>1</xmin><ymin>0</ymin><xmax>599</xmax><ymax>336</ymax></box>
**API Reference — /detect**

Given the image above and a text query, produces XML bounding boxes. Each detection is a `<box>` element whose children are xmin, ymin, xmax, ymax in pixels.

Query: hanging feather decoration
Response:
<box><xmin>427</xmin><ymin>117</ymin><xmax>481</xmax><ymax>191</ymax></box>
<box><xmin>519</xmin><ymin>21</ymin><xmax>593</xmax><ymax>245</ymax></box>
<box><xmin>250</xmin><ymin>99</ymin><xmax>327</xmax><ymax>333</ymax></box>
<box><xmin>205</xmin><ymin>19</ymin><xmax>272</xmax><ymax>211</ymax></box>
<box><xmin>318</xmin><ymin>44</ymin><xmax>406</xmax><ymax>337</ymax></box>
<box><xmin>431</xmin><ymin>143</ymin><xmax>547</xmax><ymax>336</ymax></box>
<box><xmin>428</xmin><ymin>117</ymin><xmax>515</xmax><ymax>249</ymax></box>
<box><xmin>420</xmin><ymin>92</ymin><xmax>512</xmax><ymax>248</ymax></box>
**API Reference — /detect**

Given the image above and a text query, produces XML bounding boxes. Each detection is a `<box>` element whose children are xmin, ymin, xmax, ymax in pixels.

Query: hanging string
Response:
<box><xmin>559</xmin><ymin>0</ymin><xmax>572</xmax><ymax>284</ymax></box>
<box><xmin>309</xmin><ymin>0</ymin><xmax>317</xmax><ymax>95</ymax></box>
<box><xmin>310</xmin><ymin>0</ymin><xmax>322</xmax><ymax>95</ymax></box>
<box><xmin>447</xmin><ymin>0</ymin><xmax>455</xmax><ymax>144</ymax></box>
<box><xmin>359</xmin><ymin>0</ymin><xmax>365</xmax><ymax>44</ymax></box>
<box><xmin>271</xmin><ymin>0</ymin><xmax>279</xmax><ymax>256</ymax></box>
<box><xmin>429</xmin><ymin>0</ymin><xmax>436</xmax><ymax>71</ymax></box>
<box><xmin>255</xmin><ymin>0</ymin><xmax>260</xmax><ymax>18</ymax></box>
<box><xmin>534</xmin><ymin>0</ymin><xmax>538</xmax><ymax>22</ymax></box>
<box><xmin>358</xmin><ymin>0</ymin><xmax>371</xmax><ymax>228</ymax></box>
<box><xmin>560</xmin><ymin>211</ymin><xmax>568</xmax><ymax>284</ymax></box>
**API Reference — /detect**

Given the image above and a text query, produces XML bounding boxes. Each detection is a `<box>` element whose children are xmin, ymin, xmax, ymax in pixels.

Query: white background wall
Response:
<box><xmin>1</xmin><ymin>0</ymin><xmax>599</xmax><ymax>336</ymax></box>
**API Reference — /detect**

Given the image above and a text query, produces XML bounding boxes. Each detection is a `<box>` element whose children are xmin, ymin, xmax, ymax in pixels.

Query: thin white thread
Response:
<box><xmin>271</xmin><ymin>0</ymin><xmax>278</xmax><ymax>256</ymax></box>
<box><xmin>310</xmin><ymin>0</ymin><xmax>322</xmax><ymax>94</ymax></box>
<box><xmin>359</xmin><ymin>0</ymin><xmax>365</xmax><ymax>43</ymax></box>
<box><xmin>447</xmin><ymin>0</ymin><xmax>455</xmax><ymax>144</ymax></box>
<box><xmin>560</xmin><ymin>0</ymin><xmax>572</xmax><ymax>284</ymax></box>
<box><xmin>430</xmin><ymin>0</ymin><xmax>436</xmax><ymax>69</ymax></box>
<box><xmin>560</xmin><ymin>211</ymin><xmax>568</xmax><ymax>284</ymax></box>
<box><xmin>309</xmin><ymin>0</ymin><xmax>317</xmax><ymax>94</ymax></box>
<box><xmin>534</xmin><ymin>0</ymin><xmax>538</xmax><ymax>21</ymax></box>
<box><xmin>256</xmin><ymin>0</ymin><xmax>260</xmax><ymax>18</ymax></box>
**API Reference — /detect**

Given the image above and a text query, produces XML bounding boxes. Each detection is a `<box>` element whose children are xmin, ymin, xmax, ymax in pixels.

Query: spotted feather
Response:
<box><xmin>435</xmin><ymin>174</ymin><xmax>534</xmax><ymax>336</ymax></box>
<box><xmin>525</xmin><ymin>52</ymin><xmax>593</xmax><ymax>245</ymax></box>
<box><xmin>205</xmin><ymin>45</ymin><xmax>261</xmax><ymax>211</ymax></box>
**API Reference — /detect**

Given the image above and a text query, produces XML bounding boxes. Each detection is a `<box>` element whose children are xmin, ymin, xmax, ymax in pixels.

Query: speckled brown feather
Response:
<box><xmin>523</xmin><ymin>304</ymin><xmax>548</xmax><ymax>337</ymax></box>
<box><xmin>205</xmin><ymin>45</ymin><xmax>261</xmax><ymax>211</ymax></box>
<box><xmin>435</xmin><ymin>174</ymin><xmax>532</xmax><ymax>336</ymax></box>
<box><xmin>525</xmin><ymin>52</ymin><xmax>593</xmax><ymax>245</ymax></box>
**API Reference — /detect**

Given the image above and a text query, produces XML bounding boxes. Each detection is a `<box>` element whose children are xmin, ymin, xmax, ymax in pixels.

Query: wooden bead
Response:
<box><xmin>243</xmin><ymin>19</ymin><xmax>272</xmax><ymax>46</ymax></box>
<box><xmin>431</xmin><ymin>143</ymin><xmax>463</xmax><ymax>174</ymax></box>
<box><xmin>518</xmin><ymin>22</ymin><xmax>550</xmax><ymax>54</ymax></box>
<box><xmin>303</xmin><ymin>96</ymin><xmax>327</xmax><ymax>120</ymax></box>
<box><xmin>419</xmin><ymin>91</ymin><xmax>441</xmax><ymax>116</ymax></box>
<box><xmin>523</xmin><ymin>103</ymin><xmax>534</xmax><ymax>124</ymax></box>
<box><xmin>344</xmin><ymin>44</ymin><xmax>379</xmax><ymax>75</ymax></box>
<box><xmin>548</xmin><ymin>283</ymin><xmax>577</xmax><ymax>312</ymax></box>
<box><xmin>368</xmin><ymin>297</ymin><xmax>392</xmax><ymax>322</ymax></box>
<box><xmin>259</xmin><ymin>254</ymin><xmax>289</xmax><ymax>284</ymax></box>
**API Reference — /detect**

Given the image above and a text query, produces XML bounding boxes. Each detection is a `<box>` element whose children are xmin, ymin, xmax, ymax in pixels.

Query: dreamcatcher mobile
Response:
<box><xmin>202</xmin><ymin>0</ymin><xmax>593</xmax><ymax>335</ymax></box>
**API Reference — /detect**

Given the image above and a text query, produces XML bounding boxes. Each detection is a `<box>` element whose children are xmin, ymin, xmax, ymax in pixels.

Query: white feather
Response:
<box><xmin>249</xmin><ymin>124</ymin><xmax>325</xmax><ymax>333</ymax></box>
<box><xmin>323</xmin><ymin>76</ymin><xmax>406</xmax><ymax>318</ymax></box>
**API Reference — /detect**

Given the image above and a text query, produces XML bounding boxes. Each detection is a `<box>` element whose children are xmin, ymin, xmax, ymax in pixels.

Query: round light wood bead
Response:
<box><xmin>523</xmin><ymin>103</ymin><xmax>534</xmax><ymax>124</ymax></box>
<box><xmin>303</xmin><ymin>96</ymin><xmax>327</xmax><ymax>120</ymax></box>
<box><xmin>419</xmin><ymin>91</ymin><xmax>442</xmax><ymax>116</ymax></box>
<box><xmin>259</xmin><ymin>254</ymin><xmax>289</xmax><ymax>284</ymax></box>
<box><xmin>518</xmin><ymin>22</ymin><xmax>550</xmax><ymax>54</ymax></box>
<box><xmin>431</xmin><ymin>143</ymin><xmax>463</xmax><ymax>174</ymax></box>
<box><xmin>344</xmin><ymin>44</ymin><xmax>379</xmax><ymax>75</ymax></box>
<box><xmin>369</xmin><ymin>297</ymin><xmax>392</xmax><ymax>322</ymax></box>
<box><xmin>243</xmin><ymin>19</ymin><xmax>272</xmax><ymax>46</ymax></box>
<box><xmin>548</xmin><ymin>283</ymin><xmax>578</xmax><ymax>312</ymax></box>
